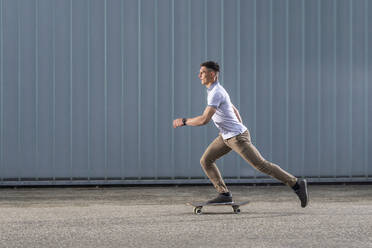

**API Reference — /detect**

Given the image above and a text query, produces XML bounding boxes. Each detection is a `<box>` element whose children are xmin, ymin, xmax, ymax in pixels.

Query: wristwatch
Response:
<box><xmin>182</xmin><ymin>118</ymin><xmax>187</xmax><ymax>126</ymax></box>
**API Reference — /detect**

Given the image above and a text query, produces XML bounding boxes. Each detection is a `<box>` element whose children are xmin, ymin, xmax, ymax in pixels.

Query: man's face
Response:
<box><xmin>198</xmin><ymin>66</ymin><xmax>215</xmax><ymax>86</ymax></box>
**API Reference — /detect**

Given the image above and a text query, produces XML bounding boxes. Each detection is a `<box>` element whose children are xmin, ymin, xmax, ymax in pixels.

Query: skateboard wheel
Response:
<box><xmin>233</xmin><ymin>207</ymin><xmax>241</xmax><ymax>214</ymax></box>
<box><xmin>193</xmin><ymin>207</ymin><xmax>202</xmax><ymax>215</ymax></box>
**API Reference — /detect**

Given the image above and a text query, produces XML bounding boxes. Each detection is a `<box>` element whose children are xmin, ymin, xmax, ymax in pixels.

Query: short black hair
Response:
<box><xmin>200</xmin><ymin>61</ymin><xmax>220</xmax><ymax>72</ymax></box>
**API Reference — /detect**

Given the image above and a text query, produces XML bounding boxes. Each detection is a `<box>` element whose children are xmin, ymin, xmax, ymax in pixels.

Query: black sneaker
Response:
<box><xmin>293</xmin><ymin>179</ymin><xmax>309</xmax><ymax>208</ymax></box>
<box><xmin>207</xmin><ymin>192</ymin><xmax>233</xmax><ymax>204</ymax></box>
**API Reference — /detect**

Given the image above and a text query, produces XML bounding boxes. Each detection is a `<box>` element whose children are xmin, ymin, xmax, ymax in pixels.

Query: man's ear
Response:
<box><xmin>211</xmin><ymin>71</ymin><xmax>217</xmax><ymax>80</ymax></box>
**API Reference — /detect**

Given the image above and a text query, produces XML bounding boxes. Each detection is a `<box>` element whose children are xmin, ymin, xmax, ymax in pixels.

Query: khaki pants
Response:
<box><xmin>200</xmin><ymin>130</ymin><xmax>297</xmax><ymax>193</ymax></box>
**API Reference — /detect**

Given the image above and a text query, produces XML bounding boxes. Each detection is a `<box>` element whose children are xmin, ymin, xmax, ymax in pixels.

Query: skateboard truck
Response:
<box><xmin>187</xmin><ymin>201</ymin><xmax>249</xmax><ymax>215</ymax></box>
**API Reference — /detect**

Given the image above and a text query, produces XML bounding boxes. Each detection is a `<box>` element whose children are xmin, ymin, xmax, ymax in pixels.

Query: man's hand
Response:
<box><xmin>173</xmin><ymin>106</ymin><xmax>216</xmax><ymax>128</ymax></box>
<box><xmin>173</xmin><ymin>118</ymin><xmax>184</xmax><ymax>128</ymax></box>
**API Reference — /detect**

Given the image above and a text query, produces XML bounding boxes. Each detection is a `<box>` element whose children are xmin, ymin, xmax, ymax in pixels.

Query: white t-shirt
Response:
<box><xmin>207</xmin><ymin>81</ymin><xmax>247</xmax><ymax>139</ymax></box>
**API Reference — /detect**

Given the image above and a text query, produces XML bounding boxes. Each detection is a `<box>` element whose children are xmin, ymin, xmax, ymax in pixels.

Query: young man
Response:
<box><xmin>173</xmin><ymin>61</ymin><xmax>309</xmax><ymax>207</ymax></box>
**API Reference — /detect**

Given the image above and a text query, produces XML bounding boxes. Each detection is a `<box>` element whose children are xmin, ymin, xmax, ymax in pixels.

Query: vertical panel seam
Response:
<box><xmin>138</xmin><ymin>0</ymin><xmax>142</xmax><ymax>179</ymax></box>
<box><xmin>171</xmin><ymin>0</ymin><xmax>175</xmax><ymax>179</ymax></box>
<box><xmin>70</xmin><ymin>0</ymin><xmax>73</xmax><ymax>180</ymax></box>
<box><xmin>253</xmin><ymin>0</ymin><xmax>257</xmax><ymax>179</ymax></box>
<box><xmin>318</xmin><ymin>0</ymin><xmax>321</xmax><ymax>178</ymax></box>
<box><xmin>269</xmin><ymin>0</ymin><xmax>272</xmax><ymax>161</ymax></box>
<box><xmin>52</xmin><ymin>0</ymin><xmax>56</xmax><ymax>180</ymax></box>
<box><xmin>0</xmin><ymin>0</ymin><xmax>3</xmax><ymax>181</ymax></box>
<box><xmin>35</xmin><ymin>0</ymin><xmax>39</xmax><ymax>179</ymax></box>
<box><xmin>18</xmin><ymin>1</ymin><xmax>21</xmax><ymax>181</ymax></box>
<box><xmin>104</xmin><ymin>0</ymin><xmax>108</xmax><ymax>179</ymax></box>
<box><xmin>220</xmin><ymin>0</ymin><xmax>224</xmax><ymax>85</ymax></box>
<box><xmin>220</xmin><ymin>0</ymin><xmax>224</xmax><ymax>171</ymax></box>
<box><xmin>285</xmin><ymin>0</ymin><xmax>289</xmax><ymax>171</ymax></box>
<box><xmin>87</xmin><ymin>0</ymin><xmax>91</xmax><ymax>181</ymax></box>
<box><xmin>237</xmin><ymin>0</ymin><xmax>241</xmax><ymax>179</ymax></box>
<box><xmin>154</xmin><ymin>0</ymin><xmax>158</xmax><ymax>179</ymax></box>
<box><xmin>333</xmin><ymin>0</ymin><xmax>337</xmax><ymax>177</ymax></box>
<box><xmin>204</xmin><ymin>0</ymin><xmax>207</xmax><ymax>64</ymax></box>
<box><xmin>187</xmin><ymin>0</ymin><xmax>191</xmax><ymax>179</ymax></box>
<box><xmin>121</xmin><ymin>0</ymin><xmax>124</xmax><ymax>180</ymax></box>
<box><xmin>203</xmin><ymin>0</ymin><xmax>207</xmax><ymax>178</ymax></box>
<box><xmin>349</xmin><ymin>0</ymin><xmax>353</xmax><ymax>178</ymax></box>
<box><xmin>365</xmin><ymin>0</ymin><xmax>369</xmax><ymax>178</ymax></box>
<box><xmin>302</xmin><ymin>0</ymin><xmax>305</xmax><ymax>178</ymax></box>
<box><xmin>236</xmin><ymin>0</ymin><xmax>240</xmax><ymax>107</ymax></box>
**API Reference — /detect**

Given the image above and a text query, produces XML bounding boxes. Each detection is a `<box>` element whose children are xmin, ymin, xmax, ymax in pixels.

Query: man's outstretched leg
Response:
<box><xmin>226</xmin><ymin>130</ymin><xmax>309</xmax><ymax>208</ymax></box>
<box><xmin>200</xmin><ymin>135</ymin><xmax>233</xmax><ymax>203</ymax></box>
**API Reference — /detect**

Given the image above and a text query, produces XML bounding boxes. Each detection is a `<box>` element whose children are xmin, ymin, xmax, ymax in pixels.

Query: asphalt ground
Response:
<box><xmin>0</xmin><ymin>184</ymin><xmax>371</xmax><ymax>248</ymax></box>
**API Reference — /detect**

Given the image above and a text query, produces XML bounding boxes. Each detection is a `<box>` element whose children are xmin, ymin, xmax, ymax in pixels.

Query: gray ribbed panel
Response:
<box><xmin>0</xmin><ymin>0</ymin><xmax>371</xmax><ymax>185</ymax></box>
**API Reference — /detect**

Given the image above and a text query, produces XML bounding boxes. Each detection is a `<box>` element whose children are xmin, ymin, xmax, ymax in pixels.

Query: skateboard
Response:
<box><xmin>186</xmin><ymin>200</ymin><xmax>250</xmax><ymax>215</ymax></box>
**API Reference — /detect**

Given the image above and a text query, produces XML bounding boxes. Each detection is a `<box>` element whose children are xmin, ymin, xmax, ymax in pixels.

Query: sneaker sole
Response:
<box><xmin>301</xmin><ymin>179</ymin><xmax>309</xmax><ymax>208</ymax></box>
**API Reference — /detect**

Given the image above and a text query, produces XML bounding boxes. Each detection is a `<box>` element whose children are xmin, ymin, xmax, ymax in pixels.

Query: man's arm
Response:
<box><xmin>173</xmin><ymin>106</ymin><xmax>216</xmax><ymax>128</ymax></box>
<box><xmin>232</xmin><ymin>104</ymin><xmax>242</xmax><ymax>123</ymax></box>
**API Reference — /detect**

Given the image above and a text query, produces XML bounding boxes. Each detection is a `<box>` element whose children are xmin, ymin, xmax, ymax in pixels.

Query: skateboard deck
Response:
<box><xmin>186</xmin><ymin>200</ymin><xmax>250</xmax><ymax>215</ymax></box>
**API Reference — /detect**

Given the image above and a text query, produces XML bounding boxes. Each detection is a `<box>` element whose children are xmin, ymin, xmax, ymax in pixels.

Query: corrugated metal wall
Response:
<box><xmin>0</xmin><ymin>0</ymin><xmax>371</xmax><ymax>186</ymax></box>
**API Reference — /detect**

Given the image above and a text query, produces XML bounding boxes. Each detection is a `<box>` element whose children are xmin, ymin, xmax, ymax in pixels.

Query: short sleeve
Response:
<box><xmin>208</xmin><ymin>91</ymin><xmax>223</xmax><ymax>108</ymax></box>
